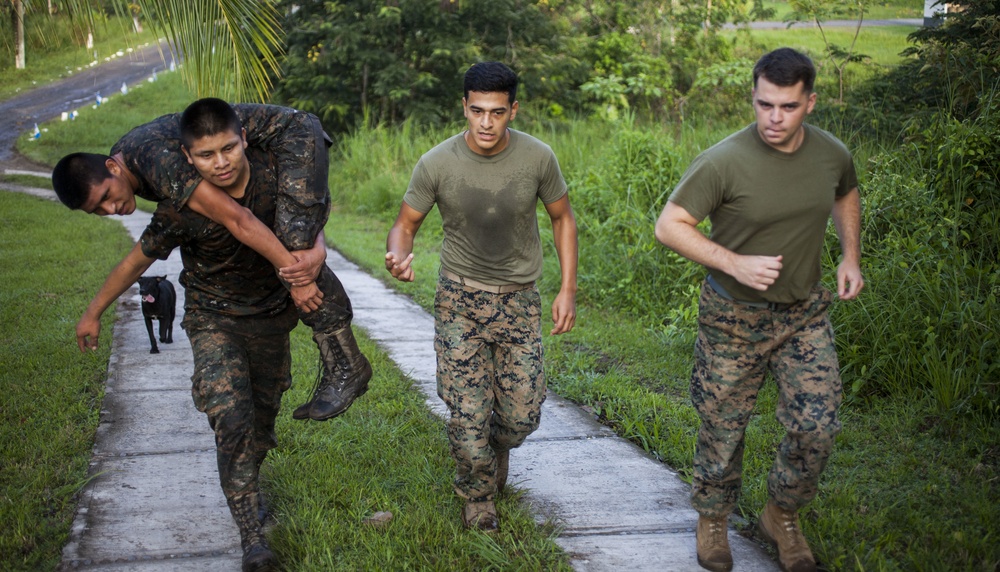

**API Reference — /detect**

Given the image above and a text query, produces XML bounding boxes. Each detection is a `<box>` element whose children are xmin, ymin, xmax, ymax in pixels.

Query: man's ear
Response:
<box><xmin>105</xmin><ymin>157</ymin><xmax>119</xmax><ymax>176</ymax></box>
<box><xmin>181</xmin><ymin>145</ymin><xmax>194</xmax><ymax>165</ymax></box>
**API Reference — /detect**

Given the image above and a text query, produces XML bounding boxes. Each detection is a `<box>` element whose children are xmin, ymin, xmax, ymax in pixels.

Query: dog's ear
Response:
<box><xmin>157</xmin><ymin>275</ymin><xmax>167</xmax><ymax>282</ymax></box>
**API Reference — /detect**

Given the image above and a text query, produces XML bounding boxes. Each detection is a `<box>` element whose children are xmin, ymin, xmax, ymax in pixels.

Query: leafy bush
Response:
<box><xmin>827</xmin><ymin>146</ymin><xmax>999</xmax><ymax>418</ymax></box>
<box><xmin>563</xmin><ymin>125</ymin><xmax>702</xmax><ymax>323</ymax></box>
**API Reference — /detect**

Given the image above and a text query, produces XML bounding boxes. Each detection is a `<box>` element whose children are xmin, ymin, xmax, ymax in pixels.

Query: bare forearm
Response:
<box><xmin>551</xmin><ymin>214</ymin><xmax>578</xmax><ymax>293</ymax></box>
<box><xmin>230</xmin><ymin>211</ymin><xmax>299</xmax><ymax>268</ymax></box>
<box><xmin>832</xmin><ymin>188</ymin><xmax>862</xmax><ymax>265</ymax></box>
<box><xmin>655</xmin><ymin>217</ymin><xmax>736</xmax><ymax>274</ymax></box>
<box><xmin>85</xmin><ymin>243</ymin><xmax>155</xmax><ymax>319</ymax></box>
<box><xmin>386</xmin><ymin>225</ymin><xmax>415</xmax><ymax>259</ymax></box>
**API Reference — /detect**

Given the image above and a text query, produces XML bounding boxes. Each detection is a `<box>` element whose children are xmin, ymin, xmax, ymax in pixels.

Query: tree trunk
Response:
<box><xmin>13</xmin><ymin>0</ymin><xmax>26</xmax><ymax>69</ymax></box>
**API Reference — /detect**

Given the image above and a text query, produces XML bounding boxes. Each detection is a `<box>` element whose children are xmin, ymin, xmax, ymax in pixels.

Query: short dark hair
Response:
<box><xmin>753</xmin><ymin>48</ymin><xmax>816</xmax><ymax>93</ymax></box>
<box><xmin>464</xmin><ymin>62</ymin><xmax>518</xmax><ymax>104</ymax></box>
<box><xmin>52</xmin><ymin>152</ymin><xmax>112</xmax><ymax>210</ymax></box>
<box><xmin>180</xmin><ymin>98</ymin><xmax>242</xmax><ymax>148</ymax></box>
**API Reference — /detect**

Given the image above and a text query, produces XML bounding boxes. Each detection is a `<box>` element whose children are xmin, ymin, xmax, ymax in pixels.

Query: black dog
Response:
<box><xmin>137</xmin><ymin>275</ymin><xmax>175</xmax><ymax>354</ymax></box>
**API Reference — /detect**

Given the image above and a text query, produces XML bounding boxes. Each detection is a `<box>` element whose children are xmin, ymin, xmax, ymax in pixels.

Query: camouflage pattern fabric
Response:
<box><xmin>690</xmin><ymin>280</ymin><xmax>843</xmax><ymax>518</ymax></box>
<box><xmin>434</xmin><ymin>277</ymin><xmax>546</xmax><ymax>502</ymax></box>
<box><xmin>239</xmin><ymin>106</ymin><xmax>333</xmax><ymax>251</ymax></box>
<box><xmin>113</xmin><ymin>103</ymin><xmax>331</xmax><ymax>250</ymax></box>
<box><xmin>140</xmin><ymin>147</ymin><xmax>288</xmax><ymax>317</ymax></box>
<box><xmin>185</xmin><ymin>306</ymin><xmax>297</xmax><ymax>501</ymax></box>
<box><xmin>289</xmin><ymin>265</ymin><xmax>353</xmax><ymax>333</ymax></box>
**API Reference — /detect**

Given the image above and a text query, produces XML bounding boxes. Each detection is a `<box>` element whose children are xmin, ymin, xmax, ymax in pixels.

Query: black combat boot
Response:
<box><xmin>228</xmin><ymin>493</ymin><xmax>277</xmax><ymax>572</ymax></box>
<box><xmin>291</xmin><ymin>366</ymin><xmax>321</xmax><ymax>420</ymax></box>
<box><xmin>308</xmin><ymin>325</ymin><xmax>373</xmax><ymax>420</ymax></box>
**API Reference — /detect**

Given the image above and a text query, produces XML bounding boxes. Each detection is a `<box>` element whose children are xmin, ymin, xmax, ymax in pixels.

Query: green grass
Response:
<box><xmin>17</xmin><ymin>70</ymin><xmax>196</xmax><ymax>165</ymax></box>
<box><xmin>14</xmin><ymin>19</ymin><xmax>1000</xmax><ymax>570</ymax></box>
<box><xmin>269</xmin><ymin>326</ymin><xmax>569</xmax><ymax>570</ymax></box>
<box><xmin>0</xmin><ymin>174</ymin><xmax>52</xmax><ymax>189</ymax></box>
<box><xmin>318</xmin><ymin>111</ymin><xmax>1000</xmax><ymax>569</ymax></box>
<box><xmin>0</xmin><ymin>191</ymin><xmax>134</xmax><ymax>571</ymax></box>
<box><xmin>758</xmin><ymin>0</ymin><xmax>922</xmax><ymax>21</ymax></box>
<box><xmin>0</xmin><ymin>18</ymin><xmax>160</xmax><ymax>101</ymax></box>
<box><xmin>735</xmin><ymin>25</ymin><xmax>916</xmax><ymax>67</ymax></box>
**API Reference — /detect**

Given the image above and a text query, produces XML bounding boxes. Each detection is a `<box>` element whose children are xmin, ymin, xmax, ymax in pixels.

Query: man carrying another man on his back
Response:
<box><xmin>54</xmin><ymin>100</ymin><xmax>335</xmax><ymax>571</ymax></box>
<box><xmin>53</xmin><ymin>99</ymin><xmax>371</xmax><ymax>421</ymax></box>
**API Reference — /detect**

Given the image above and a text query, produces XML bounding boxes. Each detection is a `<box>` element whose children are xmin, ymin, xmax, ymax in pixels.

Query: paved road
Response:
<box><xmin>0</xmin><ymin>41</ymin><xmax>170</xmax><ymax>171</ymax></box>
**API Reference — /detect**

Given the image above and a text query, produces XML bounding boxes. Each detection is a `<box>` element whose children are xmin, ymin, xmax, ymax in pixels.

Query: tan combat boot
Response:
<box><xmin>461</xmin><ymin>500</ymin><xmax>499</xmax><ymax>533</ymax></box>
<box><xmin>758</xmin><ymin>500</ymin><xmax>817</xmax><ymax>572</ymax></box>
<box><xmin>696</xmin><ymin>515</ymin><xmax>733</xmax><ymax>572</ymax></box>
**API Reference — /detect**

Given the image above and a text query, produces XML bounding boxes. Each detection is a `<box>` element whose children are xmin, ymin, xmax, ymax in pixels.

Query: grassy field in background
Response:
<box><xmin>759</xmin><ymin>0</ymin><xmax>922</xmax><ymax>21</ymax></box>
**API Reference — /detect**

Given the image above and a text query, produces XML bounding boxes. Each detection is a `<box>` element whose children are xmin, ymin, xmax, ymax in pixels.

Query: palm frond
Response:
<box><xmin>128</xmin><ymin>0</ymin><xmax>284</xmax><ymax>102</ymax></box>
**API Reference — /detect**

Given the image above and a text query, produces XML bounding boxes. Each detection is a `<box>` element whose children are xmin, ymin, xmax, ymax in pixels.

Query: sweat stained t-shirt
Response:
<box><xmin>403</xmin><ymin>129</ymin><xmax>567</xmax><ymax>285</ymax></box>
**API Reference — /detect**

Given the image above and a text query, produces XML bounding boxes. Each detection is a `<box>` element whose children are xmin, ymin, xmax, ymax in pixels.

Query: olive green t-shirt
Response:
<box><xmin>403</xmin><ymin>129</ymin><xmax>568</xmax><ymax>285</ymax></box>
<box><xmin>669</xmin><ymin>123</ymin><xmax>858</xmax><ymax>303</ymax></box>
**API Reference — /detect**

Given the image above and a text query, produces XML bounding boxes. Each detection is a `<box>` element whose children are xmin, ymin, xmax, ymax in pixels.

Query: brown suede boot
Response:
<box><xmin>228</xmin><ymin>493</ymin><xmax>276</xmax><ymax>572</ymax></box>
<box><xmin>308</xmin><ymin>326</ymin><xmax>373</xmax><ymax>420</ymax></box>
<box><xmin>495</xmin><ymin>449</ymin><xmax>510</xmax><ymax>495</ymax></box>
<box><xmin>696</xmin><ymin>515</ymin><xmax>733</xmax><ymax>572</ymax></box>
<box><xmin>462</xmin><ymin>500</ymin><xmax>499</xmax><ymax>533</ymax></box>
<box><xmin>759</xmin><ymin>500</ymin><xmax>817</xmax><ymax>572</ymax></box>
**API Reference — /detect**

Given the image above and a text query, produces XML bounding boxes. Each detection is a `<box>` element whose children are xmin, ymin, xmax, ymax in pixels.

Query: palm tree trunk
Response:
<box><xmin>13</xmin><ymin>0</ymin><xmax>26</xmax><ymax>69</ymax></box>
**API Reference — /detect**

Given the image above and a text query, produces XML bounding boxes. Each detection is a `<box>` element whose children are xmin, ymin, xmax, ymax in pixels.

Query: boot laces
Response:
<box><xmin>706</xmin><ymin>518</ymin><xmax>727</xmax><ymax>547</ymax></box>
<box><xmin>779</xmin><ymin>512</ymin><xmax>804</xmax><ymax>548</ymax></box>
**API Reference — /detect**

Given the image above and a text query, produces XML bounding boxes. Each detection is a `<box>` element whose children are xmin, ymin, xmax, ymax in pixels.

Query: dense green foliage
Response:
<box><xmin>273</xmin><ymin>0</ymin><xmax>779</xmax><ymax>132</ymax></box>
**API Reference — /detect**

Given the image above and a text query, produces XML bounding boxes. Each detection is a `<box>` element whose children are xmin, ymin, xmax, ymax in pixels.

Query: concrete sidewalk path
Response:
<box><xmin>12</xmin><ymin>183</ymin><xmax>779</xmax><ymax>571</ymax></box>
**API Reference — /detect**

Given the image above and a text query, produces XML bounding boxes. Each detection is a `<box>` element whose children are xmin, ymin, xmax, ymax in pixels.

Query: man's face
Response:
<box><xmin>462</xmin><ymin>91</ymin><xmax>518</xmax><ymax>156</ymax></box>
<box><xmin>752</xmin><ymin>77</ymin><xmax>816</xmax><ymax>153</ymax></box>
<box><xmin>81</xmin><ymin>160</ymin><xmax>136</xmax><ymax>216</ymax></box>
<box><xmin>182</xmin><ymin>128</ymin><xmax>249</xmax><ymax>190</ymax></box>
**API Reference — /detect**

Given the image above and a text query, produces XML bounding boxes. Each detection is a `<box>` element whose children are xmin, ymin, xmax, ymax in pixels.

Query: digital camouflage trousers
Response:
<box><xmin>434</xmin><ymin>277</ymin><xmax>545</xmax><ymax>502</ymax></box>
<box><xmin>690</xmin><ymin>280</ymin><xmax>843</xmax><ymax>518</ymax></box>
<box><xmin>184</xmin><ymin>306</ymin><xmax>296</xmax><ymax>501</ymax></box>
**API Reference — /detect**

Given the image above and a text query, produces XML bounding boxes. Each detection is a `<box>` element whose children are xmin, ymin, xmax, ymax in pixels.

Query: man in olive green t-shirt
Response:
<box><xmin>655</xmin><ymin>48</ymin><xmax>864</xmax><ymax>572</ymax></box>
<box><xmin>384</xmin><ymin>62</ymin><xmax>578</xmax><ymax>533</ymax></box>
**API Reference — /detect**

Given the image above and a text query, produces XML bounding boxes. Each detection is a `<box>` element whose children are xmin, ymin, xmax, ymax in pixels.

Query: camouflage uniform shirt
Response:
<box><xmin>138</xmin><ymin>147</ymin><xmax>288</xmax><ymax>319</ymax></box>
<box><xmin>112</xmin><ymin>103</ymin><xmax>331</xmax><ymax>250</ymax></box>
